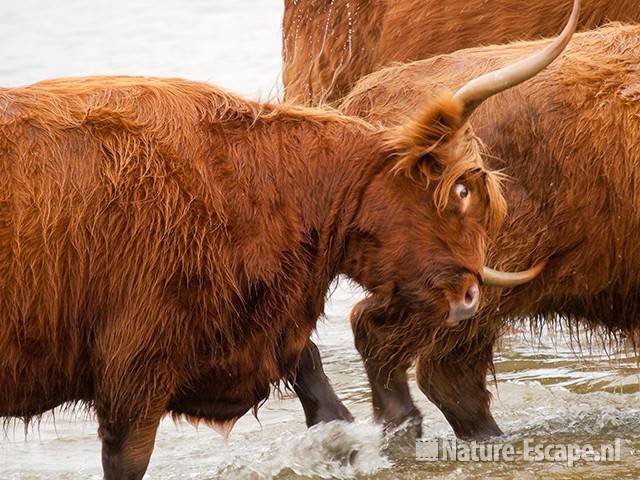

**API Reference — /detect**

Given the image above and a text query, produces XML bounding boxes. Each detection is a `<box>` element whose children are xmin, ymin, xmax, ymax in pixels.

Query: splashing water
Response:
<box><xmin>216</xmin><ymin>422</ymin><xmax>391</xmax><ymax>480</ymax></box>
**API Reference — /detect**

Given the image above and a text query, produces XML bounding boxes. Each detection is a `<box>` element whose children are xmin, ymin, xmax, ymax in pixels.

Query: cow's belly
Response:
<box><xmin>0</xmin><ymin>357</ymin><xmax>92</xmax><ymax>418</ymax></box>
<box><xmin>166</xmin><ymin>323</ymin><xmax>310</xmax><ymax>427</ymax></box>
<box><xmin>500</xmin><ymin>282</ymin><xmax>640</xmax><ymax>334</ymax></box>
<box><xmin>167</xmin><ymin>372</ymin><xmax>271</xmax><ymax>425</ymax></box>
<box><xmin>165</xmin><ymin>264</ymin><xmax>323</xmax><ymax>428</ymax></box>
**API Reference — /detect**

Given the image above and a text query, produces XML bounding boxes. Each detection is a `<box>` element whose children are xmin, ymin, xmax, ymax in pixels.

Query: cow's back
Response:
<box><xmin>0</xmin><ymin>76</ymin><xmax>224</xmax><ymax>320</ymax></box>
<box><xmin>283</xmin><ymin>0</ymin><xmax>640</xmax><ymax>104</ymax></box>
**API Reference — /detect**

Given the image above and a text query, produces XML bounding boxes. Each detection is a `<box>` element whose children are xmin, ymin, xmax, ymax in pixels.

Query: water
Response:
<box><xmin>1</xmin><ymin>0</ymin><xmax>283</xmax><ymax>98</ymax></box>
<box><xmin>1</xmin><ymin>1</ymin><xmax>639</xmax><ymax>478</ymax></box>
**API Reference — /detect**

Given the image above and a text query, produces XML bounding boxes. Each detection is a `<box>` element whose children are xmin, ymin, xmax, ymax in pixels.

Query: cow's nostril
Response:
<box><xmin>446</xmin><ymin>282</ymin><xmax>480</xmax><ymax>326</ymax></box>
<box><xmin>465</xmin><ymin>283</ymin><xmax>479</xmax><ymax>306</ymax></box>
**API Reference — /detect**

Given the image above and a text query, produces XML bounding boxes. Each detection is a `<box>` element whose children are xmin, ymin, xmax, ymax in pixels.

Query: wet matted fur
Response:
<box><xmin>0</xmin><ymin>74</ymin><xmax>504</xmax><ymax>475</ymax></box>
<box><xmin>282</xmin><ymin>0</ymin><xmax>640</xmax><ymax>105</ymax></box>
<box><xmin>338</xmin><ymin>24</ymin><xmax>640</xmax><ymax>436</ymax></box>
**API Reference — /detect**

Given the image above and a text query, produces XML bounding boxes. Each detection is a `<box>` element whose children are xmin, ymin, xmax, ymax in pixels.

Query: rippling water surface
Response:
<box><xmin>1</xmin><ymin>1</ymin><xmax>639</xmax><ymax>478</ymax></box>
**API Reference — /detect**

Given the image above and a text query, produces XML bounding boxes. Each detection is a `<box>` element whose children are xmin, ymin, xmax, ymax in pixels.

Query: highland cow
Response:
<box><xmin>0</xmin><ymin>13</ymin><xmax>579</xmax><ymax>476</ymax></box>
<box><xmin>294</xmin><ymin>22</ymin><xmax>640</xmax><ymax>440</ymax></box>
<box><xmin>283</xmin><ymin>0</ymin><xmax>640</xmax><ymax>105</ymax></box>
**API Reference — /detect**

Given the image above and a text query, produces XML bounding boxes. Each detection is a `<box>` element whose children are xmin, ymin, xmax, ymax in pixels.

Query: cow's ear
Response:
<box><xmin>387</xmin><ymin>92</ymin><xmax>464</xmax><ymax>180</ymax></box>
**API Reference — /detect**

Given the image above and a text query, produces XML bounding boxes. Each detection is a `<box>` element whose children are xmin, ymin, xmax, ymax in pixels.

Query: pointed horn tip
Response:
<box><xmin>482</xmin><ymin>260</ymin><xmax>547</xmax><ymax>289</ymax></box>
<box><xmin>453</xmin><ymin>0</ymin><xmax>580</xmax><ymax>120</ymax></box>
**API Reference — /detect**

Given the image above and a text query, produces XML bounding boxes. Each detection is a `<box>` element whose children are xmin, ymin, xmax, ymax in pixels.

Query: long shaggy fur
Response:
<box><xmin>319</xmin><ymin>25</ymin><xmax>640</xmax><ymax>440</ymax></box>
<box><xmin>0</xmin><ymin>71</ymin><xmax>505</xmax><ymax>474</ymax></box>
<box><xmin>343</xmin><ymin>23</ymin><xmax>640</xmax><ymax>365</ymax></box>
<box><xmin>0</xmin><ymin>76</ymin><xmax>387</xmax><ymax>429</ymax></box>
<box><xmin>387</xmin><ymin>92</ymin><xmax>506</xmax><ymax>231</ymax></box>
<box><xmin>282</xmin><ymin>0</ymin><xmax>640</xmax><ymax>105</ymax></box>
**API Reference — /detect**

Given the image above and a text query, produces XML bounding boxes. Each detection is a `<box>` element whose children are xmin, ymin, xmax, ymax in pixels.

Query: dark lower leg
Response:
<box><xmin>351</xmin><ymin>299</ymin><xmax>422</xmax><ymax>437</ymax></box>
<box><xmin>99</xmin><ymin>407</ymin><xmax>164</xmax><ymax>480</ymax></box>
<box><xmin>293</xmin><ymin>341</ymin><xmax>354</xmax><ymax>427</ymax></box>
<box><xmin>365</xmin><ymin>359</ymin><xmax>423</xmax><ymax>437</ymax></box>
<box><xmin>416</xmin><ymin>342</ymin><xmax>502</xmax><ymax>441</ymax></box>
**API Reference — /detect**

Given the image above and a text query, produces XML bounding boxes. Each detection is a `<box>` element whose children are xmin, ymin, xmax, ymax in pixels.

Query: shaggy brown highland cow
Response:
<box><xmin>283</xmin><ymin>0</ymin><xmax>640</xmax><ymax>105</ymax></box>
<box><xmin>0</xmin><ymin>12</ymin><xmax>579</xmax><ymax>476</ymax></box>
<box><xmin>294</xmin><ymin>22</ymin><xmax>640</xmax><ymax>440</ymax></box>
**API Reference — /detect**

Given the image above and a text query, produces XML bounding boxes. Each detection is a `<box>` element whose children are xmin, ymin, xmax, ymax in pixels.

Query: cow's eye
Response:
<box><xmin>454</xmin><ymin>183</ymin><xmax>469</xmax><ymax>200</ymax></box>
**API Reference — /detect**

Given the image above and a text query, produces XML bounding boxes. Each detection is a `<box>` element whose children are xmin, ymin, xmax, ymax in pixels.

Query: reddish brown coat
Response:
<box><xmin>0</xmin><ymin>75</ymin><xmax>501</xmax><ymax>476</ymax></box>
<box><xmin>340</xmin><ymin>24</ymin><xmax>640</xmax><ymax>437</ymax></box>
<box><xmin>283</xmin><ymin>0</ymin><xmax>640</xmax><ymax>104</ymax></box>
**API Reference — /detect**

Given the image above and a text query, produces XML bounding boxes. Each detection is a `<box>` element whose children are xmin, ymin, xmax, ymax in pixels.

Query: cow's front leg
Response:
<box><xmin>415</xmin><ymin>340</ymin><xmax>503</xmax><ymax>440</ymax></box>
<box><xmin>350</xmin><ymin>298</ymin><xmax>423</xmax><ymax>437</ymax></box>
<box><xmin>293</xmin><ymin>341</ymin><xmax>354</xmax><ymax>427</ymax></box>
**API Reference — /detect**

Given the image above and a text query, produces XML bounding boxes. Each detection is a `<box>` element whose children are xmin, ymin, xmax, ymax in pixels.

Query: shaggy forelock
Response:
<box><xmin>383</xmin><ymin>91</ymin><xmax>506</xmax><ymax>231</ymax></box>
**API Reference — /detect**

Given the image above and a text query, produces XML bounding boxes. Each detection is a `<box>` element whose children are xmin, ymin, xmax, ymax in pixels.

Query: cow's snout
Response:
<box><xmin>446</xmin><ymin>281</ymin><xmax>480</xmax><ymax>326</ymax></box>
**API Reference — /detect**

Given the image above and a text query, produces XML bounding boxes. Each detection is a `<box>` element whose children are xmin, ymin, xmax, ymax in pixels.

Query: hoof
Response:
<box><xmin>309</xmin><ymin>403</ymin><xmax>355</xmax><ymax>426</ymax></box>
<box><xmin>381</xmin><ymin>407</ymin><xmax>424</xmax><ymax>439</ymax></box>
<box><xmin>454</xmin><ymin>418</ymin><xmax>503</xmax><ymax>441</ymax></box>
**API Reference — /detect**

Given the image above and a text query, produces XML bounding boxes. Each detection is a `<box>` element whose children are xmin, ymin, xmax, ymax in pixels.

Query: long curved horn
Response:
<box><xmin>482</xmin><ymin>261</ymin><xmax>546</xmax><ymax>288</ymax></box>
<box><xmin>454</xmin><ymin>0</ymin><xmax>580</xmax><ymax>120</ymax></box>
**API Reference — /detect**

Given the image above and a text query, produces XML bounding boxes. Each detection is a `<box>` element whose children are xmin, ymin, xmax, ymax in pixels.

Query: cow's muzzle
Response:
<box><xmin>446</xmin><ymin>280</ymin><xmax>480</xmax><ymax>326</ymax></box>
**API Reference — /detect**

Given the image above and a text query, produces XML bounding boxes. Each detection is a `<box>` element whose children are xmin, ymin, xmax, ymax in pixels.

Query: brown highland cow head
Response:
<box><xmin>344</xmin><ymin>0</ymin><xmax>578</xmax><ymax>326</ymax></box>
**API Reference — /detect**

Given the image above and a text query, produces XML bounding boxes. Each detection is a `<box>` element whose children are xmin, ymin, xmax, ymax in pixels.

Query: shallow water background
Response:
<box><xmin>1</xmin><ymin>1</ymin><xmax>639</xmax><ymax>479</ymax></box>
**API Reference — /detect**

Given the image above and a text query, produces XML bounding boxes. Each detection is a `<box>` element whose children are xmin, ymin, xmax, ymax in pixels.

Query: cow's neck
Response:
<box><xmin>291</xmin><ymin>121</ymin><xmax>387</xmax><ymax>299</ymax></box>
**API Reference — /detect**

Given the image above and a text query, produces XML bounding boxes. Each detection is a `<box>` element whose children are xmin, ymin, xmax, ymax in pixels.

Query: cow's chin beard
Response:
<box><xmin>351</xmin><ymin>290</ymin><xmax>458</xmax><ymax>368</ymax></box>
<box><xmin>418</xmin><ymin>294</ymin><xmax>452</xmax><ymax>329</ymax></box>
<box><xmin>366</xmin><ymin>282</ymin><xmax>456</xmax><ymax>332</ymax></box>
<box><xmin>410</xmin><ymin>287</ymin><xmax>479</xmax><ymax>334</ymax></box>
<box><xmin>386</xmin><ymin>287</ymin><xmax>452</xmax><ymax>329</ymax></box>
<box><xmin>375</xmin><ymin>295</ymin><xmax>453</xmax><ymax>365</ymax></box>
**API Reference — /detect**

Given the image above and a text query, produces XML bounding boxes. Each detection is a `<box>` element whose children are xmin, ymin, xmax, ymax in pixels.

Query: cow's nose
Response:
<box><xmin>446</xmin><ymin>282</ymin><xmax>480</xmax><ymax>326</ymax></box>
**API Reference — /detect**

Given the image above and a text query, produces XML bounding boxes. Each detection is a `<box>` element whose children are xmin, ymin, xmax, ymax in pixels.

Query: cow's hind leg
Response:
<box><xmin>94</xmin><ymin>336</ymin><xmax>176</xmax><ymax>479</ymax></box>
<box><xmin>415</xmin><ymin>341</ymin><xmax>503</xmax><ymax>440</ymax></box>
<box><xmin>293</xmin><ymin>341</ymin><xmax>354</xmax><ymax>426</ymax></box>
<box><xmin>351</xmin><ymin>298</ymin><xmax>423</xmax><ymax>437</ymax></box>
<box><xmin>98</xmin><ymin>403</ymin><xmax>166</xmax><ymax>480</ymax></box>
